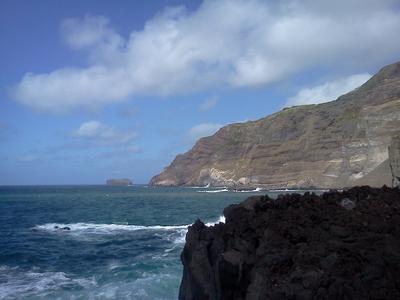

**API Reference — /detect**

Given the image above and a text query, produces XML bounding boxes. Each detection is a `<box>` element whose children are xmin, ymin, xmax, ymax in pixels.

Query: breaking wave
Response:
<box><xmin>34</xmin><ymin>215</ymin><xmax>225</xmax><ymax>244</ymax></box>
<box><xmin>197</xmin><ymin>188</ymin><xmax>229</xmax><ymax>193</ymax></box>
<box><xmin>0</xmin><ymin>265</ymin><xmax>96</xmax><ymax>299</ymax></box>
<box><xmin>34</xmin><ymin>222</ymin><xmax>189</xmax><ymax>234</ymax></box>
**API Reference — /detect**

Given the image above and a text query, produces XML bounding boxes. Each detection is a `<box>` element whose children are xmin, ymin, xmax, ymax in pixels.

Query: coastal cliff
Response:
<box><xmin>151</xmin><ymin>61</ymin><xmax>400</xmax><ymax>189</ymax></box>
<box><xmin>179</xmin><ymin>186</ymin><xmax>400</xmax><ymax>299</ymax></box>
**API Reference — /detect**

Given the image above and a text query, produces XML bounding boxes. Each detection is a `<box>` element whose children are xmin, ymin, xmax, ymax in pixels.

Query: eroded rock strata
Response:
<box><xmin>151</xmin><ymin>61</ymin><xmax>400</xmax><ymax>189</ymax></box>
<box><xmin>180</xmin><ymin>186</ymin><xmax>400</xmax><ymax>300</ymax></box>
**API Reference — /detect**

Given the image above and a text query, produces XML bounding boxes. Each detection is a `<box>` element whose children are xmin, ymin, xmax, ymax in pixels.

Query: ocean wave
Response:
<box><xmin>233</xmin><ymin>187</ymin><xmax>264</xmax><ymax>192</ymax></box>
<box><xmin>0</xmin><ymin>265</ymin><xmax>176</xmax><ymax>300</ymax></box>
<box><xmin>34</xmin><ymin>222</ymin><xmax>190</xmax><ymax>234</ymax></box>
<box><xmin>33</xmin><ymin>216</ymin><xmax>225</xmax><ymax>244</ymax></box>
<box><xmin>0</xmin><ymin>265</ymin><xmax>96</xmax><ymax>299</ymax></box>
<box><xmin>197</xmin><ymin>188</ymin><xmax>229</xmax><ymax>193</ymax></box>
<box><xmin>188</xmin><ymin>183</ymin><xmax>211</xmax><ymax>189</ymax></box>
<box><xmin>88</xmin><ymin>272</ymin><xmax>180</xmax><ymax>300</ymax></box>
<box><xmin>205</xmin><ymin>215</ymin><xmax>226</xmax><ymax>226</ymax></box>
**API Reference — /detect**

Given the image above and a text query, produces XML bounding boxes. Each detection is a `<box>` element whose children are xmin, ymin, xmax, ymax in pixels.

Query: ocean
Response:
<box><xmin>0</xmin><ymin>185</ymin><xmax>287</xmax><ymax>299</ymax></box>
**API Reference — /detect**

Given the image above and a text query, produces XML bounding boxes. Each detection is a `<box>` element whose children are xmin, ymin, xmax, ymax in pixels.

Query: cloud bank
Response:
<box><xmin>286</xmin><ymin>73</ymin><xmax>372</xmax><ymax>106</ymax></box>
<box><xmin>12</xmin><ymin>0</ymin><xmax>400</xmax><ymax>112</ymax></box>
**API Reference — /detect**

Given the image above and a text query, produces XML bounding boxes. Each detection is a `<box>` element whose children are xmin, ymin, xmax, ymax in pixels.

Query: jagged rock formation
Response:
<box><xmin>389</xmin><ymin>136</ymin><xmax>400</xmax><ymax>187</ymax></box>
<box><xmin>151</xmin><ymin>61</ymin><xmax>400</xmax><ymax>189</ymax></box>
<box><xmin>179</xmin><ymin>186</ymin><xmax>400</xmax><ymax>300</ymax></box>
<box><xmin>106</xmin><ymin>178</ymin><xmax>133</xmax><ymax>186</ymax></box>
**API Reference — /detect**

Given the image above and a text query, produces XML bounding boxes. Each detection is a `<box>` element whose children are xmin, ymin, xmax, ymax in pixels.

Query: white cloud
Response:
<box><xmin>188</xmin><ymin>123</ymin><xmax>223</xmax><ymax>141</ymax></box>
<box><xmin>72</xmin><ymin>121</ymin><xmax>136</xmax><ymax>145</ymax></box>
<box><xmin>199</xmin><ymin>96</ymin><xmax>218</xmax><ymax>112</ymax></box>
<box><xmin>286</xmin><ymin>73</ymin><xmax>372</xmax><ymax>106</ymax></box>
<box><xmin>12</xmin><ymin>0</ymin><xmax>400</xmax><ymax>112</ymax></box>
<box><xmin>61</xmin><ymin>15</ymin><xmax>122</xmax><ymax>50</ymax></box>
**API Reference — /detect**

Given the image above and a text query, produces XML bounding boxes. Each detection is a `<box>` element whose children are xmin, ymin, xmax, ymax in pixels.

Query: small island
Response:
<box><xmin>106</xmin><ymin>178</ymin><xmax>133</xmax><ymax>186</ymax></box>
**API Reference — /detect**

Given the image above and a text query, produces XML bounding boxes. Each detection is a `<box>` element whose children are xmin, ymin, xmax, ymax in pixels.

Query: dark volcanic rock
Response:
<box><xmin>179</xmin><ymin>186</ymin><xmax>400</xmax><ymax>300</ymax></box>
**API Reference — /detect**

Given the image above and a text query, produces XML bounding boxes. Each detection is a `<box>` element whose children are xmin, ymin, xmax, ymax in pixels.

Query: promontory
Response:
<box><xmin>151</xmin><ymin>61</ymin><xmax>400</xmax><ymax>189</ymax></box>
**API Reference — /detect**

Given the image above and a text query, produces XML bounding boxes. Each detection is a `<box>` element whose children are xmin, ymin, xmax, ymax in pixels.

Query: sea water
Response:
<box><xmin>0</xmin><ymin>185</ymin><xmax>285</xmax><ymax>299</ymax></box>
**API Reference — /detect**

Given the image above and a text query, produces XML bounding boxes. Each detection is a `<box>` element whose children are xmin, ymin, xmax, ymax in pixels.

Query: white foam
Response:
<box><xmin>173</xmin><ymin>228</ymin><xmax>188</xmax><ymax>244</ymax></box>
<box><xmin>107</xmin><ymin>260</ymin><xmax>122</xmax><ymax>271</ymax></box>
<box><xmin>0</xmin><ymin>265</ymin><xmax>178</xmax><ymax>300</ymax></box>
<box><xmin>188</xmin><ymin>183</ymin><xmax>211</xmax><ymax>189</ymax></box>
<box><xmin>163</xmin><ymin>215</ymin><xmax>225</xmax><ymax>246</ymax></box>
<box><xmin>90</xmin><ymin>272</ymin><xmax>178</xmax><ymax>300</ymax></box>
<box><xmin>269</xmin><ymin>189</ymin><xmax>299</xmax><ymax>192</ymax></box>
<box><xmin>233</xmin><ymin>187</ymin><xmax>264</xmax><ymax>193</ymax></box>
<box><xmin>205</xmin><ymin>215</ymin><xmax>226</xmax><ymax>226</ymax></box>
<box><xmin>0</xmin><ymin>266</ymin><xmax>96</xmax><ymax>299</ymax></box>
<box><xmin>197</xmin><ymin>188</ymin><xmax>229</xmax><ymax>193</ymax></box>
<box><xmin>34</xmin><ymin>222</ymin><xmax>189</xmax><ymax>235</ymax></box>
<box><xmin>34</xmin><ymin>215</ymin><xmax>225</xmax><ymax>245</ymax></box>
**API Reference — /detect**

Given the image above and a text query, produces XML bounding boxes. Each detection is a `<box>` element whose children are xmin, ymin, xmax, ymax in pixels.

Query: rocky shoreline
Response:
<box><xmin>179</xmin><ymin>186</ymin><xmax>400</xmax><ymax>299</ymax></box>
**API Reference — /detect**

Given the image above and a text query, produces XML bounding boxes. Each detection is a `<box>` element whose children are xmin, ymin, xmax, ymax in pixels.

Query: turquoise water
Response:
<box><xmin>0</xmin><ymin>185</ymin><xmax>282</xmax><ymax>299</ymax></box>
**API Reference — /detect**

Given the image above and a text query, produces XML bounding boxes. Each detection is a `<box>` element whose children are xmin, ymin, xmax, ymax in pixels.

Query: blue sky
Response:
<box><xmin>1</xmin><ymin>0</ymin><xmax>400</xmax><ymax>185</ymax></box>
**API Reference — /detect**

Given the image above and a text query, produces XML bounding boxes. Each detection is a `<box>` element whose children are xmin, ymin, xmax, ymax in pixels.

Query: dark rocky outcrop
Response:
<box><xmin>106</xmin><ymin>178</ymin><xmax>133</xmax><ymax>186</ymax></box>
<box><xmin>180</xmin><ymin>186</ymin><xmax>400</xmax><ymax>299</ymax></box>
<box><xmin>151</xmin><ymin>61</ymin><xmax>400</xmax><ymax>189</ymax></box>
<box><xmin>389</xmin><ymin>137</ymin><xmax>400</xmax><ymax>187</ymax></box>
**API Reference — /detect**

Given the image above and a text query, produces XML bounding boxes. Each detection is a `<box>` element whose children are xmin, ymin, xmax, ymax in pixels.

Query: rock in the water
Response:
<box><xmin>389</xmin><ymin>136</ymin><xmax>400</xmax><ymax>187</ymax></box>
<box><xmin>179</xmin><ymin>186</ymin><xmax>400</xmax><ymax>300</ymax></box>
<box><xmin>54</xmin><ymin>226</ymin><xmax>71</xmax><ymax>231</ymax></box>
<box><xmin>106</xmin><ymin>178</ymin><xmax>133</xmax><ymax>186</ymax></box>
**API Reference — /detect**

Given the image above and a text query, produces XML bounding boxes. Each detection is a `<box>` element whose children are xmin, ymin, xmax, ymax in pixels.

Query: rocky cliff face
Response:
<box><xmin>389</xmin><ymin>136</ymin><xmax>400</xmax><ymax>187</ymax></box>
<box><xmin>180</xmin><ymin>186</ymin><xmax>400</xmax><ymax>300</ymax></box>
<box><xmin>151</xmin><ymin>61</ymin><xmax>400</xmax><ymax>189</ymax></box>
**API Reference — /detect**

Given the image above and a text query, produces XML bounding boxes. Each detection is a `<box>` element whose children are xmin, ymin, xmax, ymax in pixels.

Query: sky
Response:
<box><xmin>1</xmin><ymin>0</ymin><xmax>400</xmax><ymax>185</ymax></box>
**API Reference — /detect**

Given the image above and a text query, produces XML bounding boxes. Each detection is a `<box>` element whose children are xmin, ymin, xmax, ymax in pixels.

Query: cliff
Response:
<box><xmin>179</xmin><ymin>186</ymin><xmax>400</xmax><ymax>300</ymax></box>
<box><xmin>106</xmin><ymin>178</ymin><xmax>133</xmax><ymax>186</ymax></box>
<box><xmin>389</xmin><ymin>136</ymin><xmax>400</xmax><ymax>187</ymax></box>
<box><xmin>151</xmin><ymin>61</ymin><xmax>400</xmax><ymax>189</ymax></box>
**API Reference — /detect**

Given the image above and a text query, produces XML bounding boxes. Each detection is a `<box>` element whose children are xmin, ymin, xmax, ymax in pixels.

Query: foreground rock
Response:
<box><xmin>151</xmin><ymin>61</ymin><xmax>400</xmax><ymax>189</ymax></box>
<box><xmin>389</xmin><ymin>136</ymin><xmax>400</xmax><ymax>187</ymax></box>
<box><xmin>180</xmin><ymin>186</ymin><xmax>400</xmax><ymax>300</ymax></box>
<box><xmin>106</xmin><ymin>178</ymin><xmax>133</xmax><ymax>186</ymax></box>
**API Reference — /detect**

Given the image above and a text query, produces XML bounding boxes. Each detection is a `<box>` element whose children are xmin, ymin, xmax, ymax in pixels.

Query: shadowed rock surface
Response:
<box><xmin>179</xmin><ymin>186</ymin><xmax>400</xmax><ymax>300</ymax></box>
<box><xmin>389</xmin><ymin>136</ymin><xmax>400</xmax><ymax>187</ymax></box>
<box><xmin>151</xmin><ymin>61</ymin><xmax>400</xmax><ymax>189</ymax></box>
